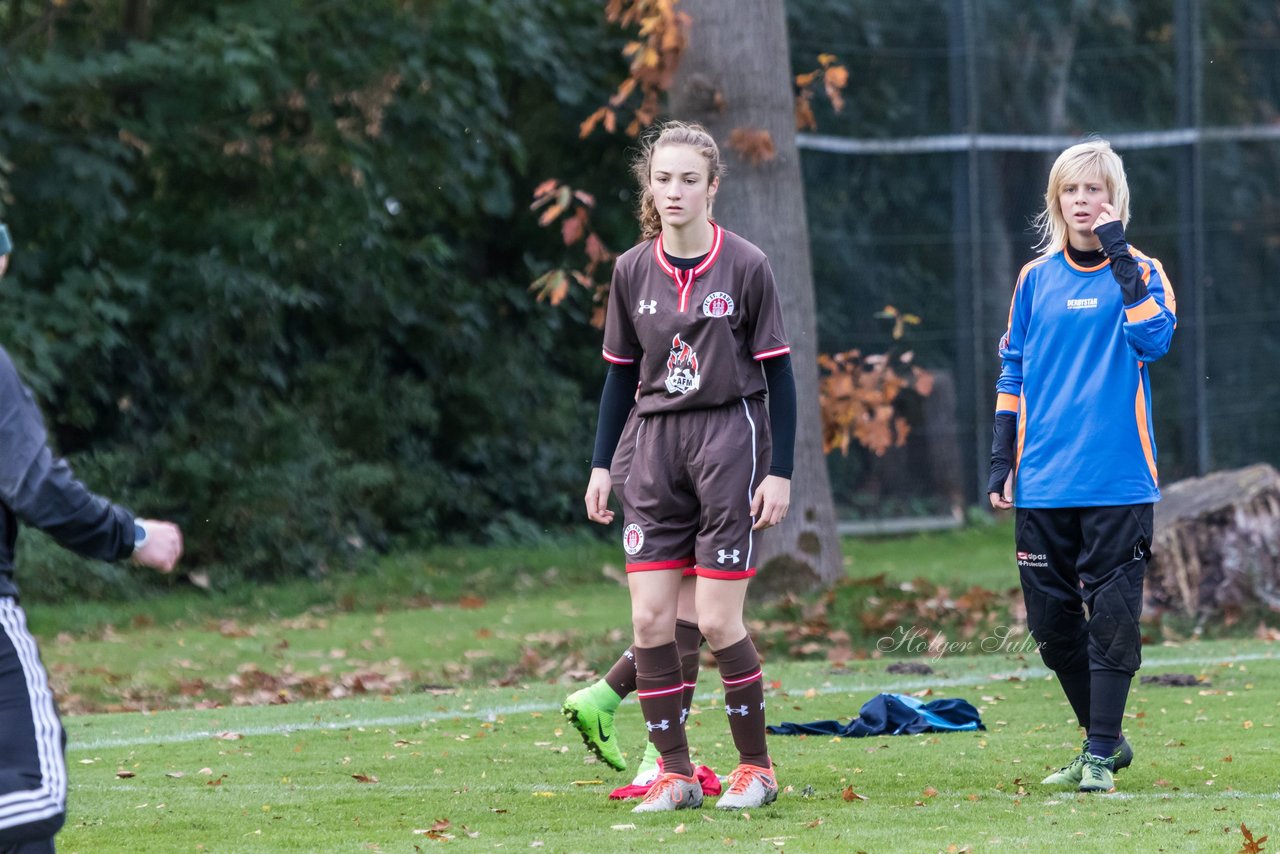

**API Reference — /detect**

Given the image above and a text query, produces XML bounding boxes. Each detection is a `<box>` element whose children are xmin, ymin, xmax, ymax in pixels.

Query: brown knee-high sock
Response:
<box><xmin>634</xmin><ymin>642</ymin><xmax>692</xmax><ymax>776</ymax></box>
<box><xmin>675</xmin><ymin>619</ymin><xmax>704</xmax><ymax>726</ymax></box>
<box><xmin>602</xmin><ymin>647</ymin><xmax>637</xmax><ymax>698</ymax></box>
<box><xmin>712</xmin><ymin>635</ymin><xmax>770</xmax><ymax>769</ymax></box>
<box><xmin>604</xmin><ymin>623</ymin><xmax>703</xmax><ymax>709</ymax></box>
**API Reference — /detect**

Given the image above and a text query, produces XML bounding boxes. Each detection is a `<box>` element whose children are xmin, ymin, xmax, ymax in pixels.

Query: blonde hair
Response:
<box><xmin>631</xmin><ymin>120</ymin><xmax>724</xmax><ymax>241</ymax></box>
<box><xmin>1033</xmin><ymin>139</ymin><xmax>1131</xmax><ymax>254</ymax></box>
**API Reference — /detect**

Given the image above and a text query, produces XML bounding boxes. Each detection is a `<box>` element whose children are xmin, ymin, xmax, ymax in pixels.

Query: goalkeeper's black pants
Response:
<box><xmin>1015</xmin><ymin>504</ymin><xmax>1153</xmax><ymax>677</ymax></box>
<box><xmin>0</xmin><ymin>597</ymin><xmax>64</xmax><ymax>853</ymax></box>
<box><xmin>1015</xmin><ymin>505</ymin><xmax>1153</xmax><ymax>744</ymax></box>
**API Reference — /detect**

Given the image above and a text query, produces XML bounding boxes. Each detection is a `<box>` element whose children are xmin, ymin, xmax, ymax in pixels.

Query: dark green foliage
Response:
<box><xmin>0</xmin><ymin>0</ymin><xmax>628</xmax><ymax>599</ymax></box>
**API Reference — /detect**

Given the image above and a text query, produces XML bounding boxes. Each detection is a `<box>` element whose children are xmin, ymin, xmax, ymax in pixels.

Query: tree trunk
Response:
<box><xmin>667</xmin><ymin>0</ymin><xmax>842</xmax><ymax>593</ymax></box>
<box><xmin>1146</xmin><ymin>464</ymin><xmax>1280</xmax><ymax>624</ymax></box>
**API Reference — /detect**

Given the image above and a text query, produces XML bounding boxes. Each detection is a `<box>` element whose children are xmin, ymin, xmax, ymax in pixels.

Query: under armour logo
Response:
<box><xmin>725</xmin><ymin>704</ymin><xmax>750</xmax><ymax>717</ymax></box>
<box><xmin>717</xmin><ymin>549</ymin><xmax>741</xmax><ymax>565</ymax></box>
<box><xmin>637</xmin><ymin>299</ymin><xmax>657</xmax><ymax>315</ymax></box>
<box><xmin>759</xmin><ymin>701</ymin><xmax>766</xmax><ymax>710</ymax></box>
<box><xmin>680</xmin><ymin>707</ymin><xmax>690</xmax><ymax>725</ymax></box>
<box><xmin>645</xmin><ymin>719</ymin><xmax>670</xmax><ymax>732</ymax></box>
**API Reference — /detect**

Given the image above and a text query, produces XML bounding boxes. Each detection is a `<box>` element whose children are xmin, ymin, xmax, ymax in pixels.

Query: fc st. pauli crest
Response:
<box><xmin>664</xmin><ymin>334</ymin><xmax>700</xmax><ymax>395</ymax></box>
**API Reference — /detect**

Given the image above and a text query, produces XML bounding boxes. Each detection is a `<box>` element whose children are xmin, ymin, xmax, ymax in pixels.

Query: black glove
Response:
<box><xmin>987</xmin><ymin>412</ymin><xmax>1017</xmax><ymax>496</ymax></box>
<box><xmin>1094</xmin><ymin>220</ymin><xmax>1148</xmax><ymax>306</ymax></box>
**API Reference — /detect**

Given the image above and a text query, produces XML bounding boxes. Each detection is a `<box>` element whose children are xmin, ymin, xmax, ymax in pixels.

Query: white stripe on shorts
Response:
<box><xmin>739</xmin><ymin>399</ymin><xmax>758</xmax><ymax>570</ymax></box>
<box><xmin>0</xmin><ymin>599</ymin><xmax>66</xmax><ymax>828</ymax></box>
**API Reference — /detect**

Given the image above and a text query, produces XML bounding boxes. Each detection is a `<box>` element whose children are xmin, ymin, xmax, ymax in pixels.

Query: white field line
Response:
<box><xmin>72</xmin><ymin>782</ymin><xmax>1280</xmax><ymax>803</ymax></box>
<box><xmin>68</xmin><ymin>651</ymin><xmax>1277</xmax><ymax>752</ymax></box>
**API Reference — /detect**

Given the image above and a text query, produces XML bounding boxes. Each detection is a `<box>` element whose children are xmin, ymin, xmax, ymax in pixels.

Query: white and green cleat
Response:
<box><xmin>1041</xmin><ymin>737</ymin><xmax>1133</xmax><ymax>787</ymax></box>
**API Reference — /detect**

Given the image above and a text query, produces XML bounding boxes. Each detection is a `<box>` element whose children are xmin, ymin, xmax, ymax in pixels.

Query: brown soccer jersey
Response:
<box><xmin>602</xmin><ymin>225</ymin><xmax>790</xmax><ymax>416</ymax></box>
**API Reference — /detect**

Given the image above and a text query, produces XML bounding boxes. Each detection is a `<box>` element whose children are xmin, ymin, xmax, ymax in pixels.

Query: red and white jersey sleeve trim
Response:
<box><xmin>602</xmin><ymin>348</ymin><xmax>637</xmax><ymax>365</ymax></box>
<box><xmin>752</xmin><ymin>345</ymin><xmax>792</xmax><ymax>361</ymax></box>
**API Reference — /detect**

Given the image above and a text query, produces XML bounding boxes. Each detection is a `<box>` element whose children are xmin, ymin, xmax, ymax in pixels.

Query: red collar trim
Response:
<box><xmin>653</xmin><ymin>223</ymin><xmax>725</xmax><ymax>312</ymax></box>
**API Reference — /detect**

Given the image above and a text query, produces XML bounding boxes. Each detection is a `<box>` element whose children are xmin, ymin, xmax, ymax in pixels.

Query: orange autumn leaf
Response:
<box><xmin>795</xmin><ymin>93</ymin><xmax>817</xmax><ymax>132</ymax></box>
<box><xmin>728</xmin><ymin>127</ymin><xmax>776</xmax><ymax>165</ymax></box>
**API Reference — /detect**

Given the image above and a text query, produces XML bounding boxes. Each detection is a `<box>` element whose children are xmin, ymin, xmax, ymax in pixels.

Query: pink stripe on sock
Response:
<box><xmin>721</xmin><ymin>669</ymin><xmax>762</xmax><ymax>687</ymax></box>
<box><xmin>636</xmin><ymin>683</ymin><xmax>685</xmax><ymax>699</ymax></box>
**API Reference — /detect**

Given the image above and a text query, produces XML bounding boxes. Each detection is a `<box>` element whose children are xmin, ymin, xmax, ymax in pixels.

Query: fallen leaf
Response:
<box><xmin>352</xmin><ymin>774</ymin><xmax>379</xmax><ymax>784</ymax></box>
<box><xmin>165</xmin><ymin>772</ymin><xmax>185</xmax><ymax>779</ymax></box>
<box><xmin>1240</xmin><ymin>822</ymin><xmax>1268</xmax><ymax>854</ymax></box>
<box><xmin>116</xmin><ymin>770</ymin><xmax>136</xmax><ymax>779</ymax></box>
<box><xmin>842</xmin><ymin>786</ymin><xmax>868</xmax><ymax>802</ymax></box>
<box><xmin>923</xmin><ymin>786</ymin><xmax>939</xmax><ymax>798</ymax></box>
<box><xmin>610</xmin><ymin>824</ymin><xmax>636</xmax><ymax>831</ymax></box>
<box><xmin>214</xmin><ymin>731</ymin><xmax>243</xmax><ymax>741</ymax></box>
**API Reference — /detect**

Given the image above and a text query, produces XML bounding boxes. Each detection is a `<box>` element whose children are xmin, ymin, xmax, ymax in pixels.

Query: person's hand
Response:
<box><xmin>0</xmin><ymin>254</ymin><xmax>9</xmax><ymax>279</ymax></box>
<box><xmin>585</xmin><ymin>467</ymin><xmax>615</xmax><ymax>524</ymax></box>
<box><xmin>133</xmin><ymin>519</ymin><xmax>184</xmax><ymax>573</ymax></box>
<box><xmin>751</xmin><ymin>474</ymin><xmax>790</xmax><ymax>530</ymax></box>
<box><xmin>1092</xmin><ymin>202</ymin><xmax>1121</xmax><ymax>232</ymax></box>
<box><xmin>989</xmin><ymin>471</ymin><xmax>1014</xmax><ymax>511</ymax></box>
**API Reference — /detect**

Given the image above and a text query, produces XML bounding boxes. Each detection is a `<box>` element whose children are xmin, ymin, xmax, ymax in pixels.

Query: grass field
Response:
<box><xmin>27</xmin><ymin>523</ymin><xmax>1280</xmax><ymax>852</ymax></box>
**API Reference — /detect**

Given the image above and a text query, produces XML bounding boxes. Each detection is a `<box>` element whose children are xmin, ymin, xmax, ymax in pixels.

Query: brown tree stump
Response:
<box><xmin>1146</xmin><ymin>463</ymin><xmax>1280</xmax><ymax>623</ymax></box>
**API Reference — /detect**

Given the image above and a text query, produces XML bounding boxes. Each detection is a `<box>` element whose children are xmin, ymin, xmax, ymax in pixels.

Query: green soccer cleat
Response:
<box><xmin>1041</xmin><ymin>737</ymin><xmax>1133</xmax><ymax>787</ymax></box>
<box><xmin>1078</xmin><ymin>753</ymin><xmax>1117</xmax><ymax>793</ymax></box>
<box><xmin>562</xmin><ymin>684</ymin><xmax>626</xmax><ymax>772</ymax></box>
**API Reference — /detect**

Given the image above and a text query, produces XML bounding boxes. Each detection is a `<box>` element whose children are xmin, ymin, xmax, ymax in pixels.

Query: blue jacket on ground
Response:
<box><xmin>767</xmin><ymin>693</ymin><xmax>984</xmax><ymax>737</ymax></box>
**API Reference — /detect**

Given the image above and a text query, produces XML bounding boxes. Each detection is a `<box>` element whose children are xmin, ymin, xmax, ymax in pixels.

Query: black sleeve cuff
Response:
<box><xmin>1094</xmin><ymin>220</ymin><xmax>1149</xmax><ymax>305</ymax></box>
<box><xmin>987</xmin><ymin>411</ymin><xmax>1017</xmax><ymax>494</ymax></box>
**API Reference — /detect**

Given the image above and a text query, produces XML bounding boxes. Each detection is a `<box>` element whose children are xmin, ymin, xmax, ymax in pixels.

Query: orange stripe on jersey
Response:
<box><xmin>996</xmin><ymin>392</ymin><xmax>1019</xmax><ymax>414</ymax></box>
<box><xmin>1063</xmin><ymin>252</ymin><xmax>1109</xmax><ymax>273</ymax></box>
<box><xmin>1135</xmin><ymin>373</ymin><xmax>1158</xmax><ymax>486</ymax></box>
<box><xmin>1004</xmin><ymin>256</ymin><xmax>1054</xmax><ymax>335</ymax></box>
<box><xmin>1014</xmin><ymin>393</ymin><xmax>1027</xmax><ymax>474</ymax></box>
<box><xmin>1129</xmin><ymin>247</ymin><xmax>1177</xmax><ymax>318</ymax></box>
<box><xmin>1125</xmin><ymin>295</ymin><xmax>1161</xmax><ymax>323</ymax></box>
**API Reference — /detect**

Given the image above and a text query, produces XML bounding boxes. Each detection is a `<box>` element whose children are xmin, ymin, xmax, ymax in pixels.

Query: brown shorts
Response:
<box><xmin>614</xmin><ymin>398</ymin><xmax>770</xmax><ymax>579</ymax></box>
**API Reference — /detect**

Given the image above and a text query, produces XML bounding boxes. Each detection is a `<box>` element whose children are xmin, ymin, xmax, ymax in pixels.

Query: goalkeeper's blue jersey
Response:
<box><xmin>994</xmin><ymin>248</ymin><xmax>1176</xmax><ymax>508</ymax></box>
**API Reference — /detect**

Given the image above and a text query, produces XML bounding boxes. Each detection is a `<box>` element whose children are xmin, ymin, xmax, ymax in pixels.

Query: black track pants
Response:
<box><xmin>0</xmin><ymin>598</ymin><xmax>65</xmax><ymax>852</ymax></box>
<box><xmin>1015</xmin><ymin>505</ymin><xmax>1152</xmax><ymax>677</ymax></box>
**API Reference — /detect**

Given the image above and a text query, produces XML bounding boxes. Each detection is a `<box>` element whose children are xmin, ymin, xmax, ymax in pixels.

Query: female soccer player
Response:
<box><xmin>987</xmin><ymin>139</ymin><xmax>1175</xmax><ymax>794</ymax></box>
<box><xmin>584</xmin><ymin>121</ymin><xmax>796</xmax><ymax>812</ymax></box>
<box><xmin>0</xmin><ymin>222</ymin><xmax>184</xmax><ymax>852</ymax></box>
